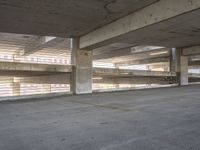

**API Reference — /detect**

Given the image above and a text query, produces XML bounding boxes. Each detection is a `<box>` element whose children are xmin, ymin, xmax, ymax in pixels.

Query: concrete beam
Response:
<box><xmin>93</xmin><ymin>68</ymin><xmax>175</xmax><ymax>77</ymax></box>
<box><xmin>183</xmin><ymin>45</ymin><xmax>200</xmax><ymax>56</ymax></box>
<box><xmin>15</xmin><ymin>71</ymin><xmax>180</xmax><ymax>85</ymax></box>
<box><xmin>189</xmin><ymin>55</ymin><xmax>200</xmax><ymax>60</ymax></box>
<box><xmin>93</xmin><ymin>76</ymin><xmax>175</xmax><ymax>85</ymax></box>
<box><xmin>94</xmin><ymin>48</ymin><xmax>170</xmax><ymax>61</ymax></box>
<box><xmin>189</xmin><ymin>60</ymin><xmax>200</xmax><ymax>66</ymax></box>
<box><xmin>189</xmin><ymin>73</ymin><xmax>200</xmax><ymax>83</ymax></box>
<box><xmin>11</xmin><ymin>72</ymin><xmax>200</xmax><ymax>85</ymax></box>
<box><xmin>189</xmin><ymin>73</ymin><xmax>200</xmax><ymax>78</ymax></box>
<box><xmin>80</xmin><ymin>0</ymin><xmax>200</xmax><ymax>50</ymax></box>
<box><xmin>189</xmin><ymin>78</ymin><xmax>200</xmax><ymax>83</ymax></box>
<box><xmin>0</xmin><ymin>61</ymin><xmax>72</xmax><ymax>73</ymax></box>
<box><xmin>24</xmin><ymin>37</ymin><xmax>66</xmax><ymax>55</ymax></box>
<box><xmin>116</xmin><ymin>57</ymin><xmax>169</xmax><ymax>66</ymax></box>
<box><xmin>17</xmin><ymin>74</ymin><xmax>70</xmax><ymax>84</ymax></box>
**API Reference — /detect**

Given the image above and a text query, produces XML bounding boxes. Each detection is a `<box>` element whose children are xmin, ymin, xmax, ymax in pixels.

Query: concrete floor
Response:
<box><xmin>0</xmin><ymin>85</ymin><xmax>200</xmax><ymax>150</ymax></box>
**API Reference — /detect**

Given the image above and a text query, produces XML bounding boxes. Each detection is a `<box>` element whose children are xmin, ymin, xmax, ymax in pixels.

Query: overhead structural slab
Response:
<box><xmin>0</xmin><ymin>0</ymin><xmax>158</xmax><ymax>37</ymax></box>
<box><xmin>80</xmin><ymin>0</ymin><xmax>200</xmax><ymax>50</ymax></box>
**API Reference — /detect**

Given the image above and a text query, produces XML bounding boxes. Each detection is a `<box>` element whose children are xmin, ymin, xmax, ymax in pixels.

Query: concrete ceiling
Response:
<box><xmin>0</xmin><ymin>0</ymin><xmax>158</xmax><ymax>37</ymax></box>
<box><xmin>0</xmin><ymin>70</ymin><xmax>67</xmax><ymax>77</ymax></box>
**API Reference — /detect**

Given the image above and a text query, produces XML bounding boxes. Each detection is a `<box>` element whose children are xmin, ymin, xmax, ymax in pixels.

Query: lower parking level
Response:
<box><xmin>0</xmin><ymin>85</ymin><xmax>200</xmax><ymax>150</ymax></box>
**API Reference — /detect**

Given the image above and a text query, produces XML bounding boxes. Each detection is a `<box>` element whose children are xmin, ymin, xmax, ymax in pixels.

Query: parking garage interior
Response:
<box><xmin>0</xmin><ymin>0</ymin><xmax>200</xmax><ymax>149</ymax></box>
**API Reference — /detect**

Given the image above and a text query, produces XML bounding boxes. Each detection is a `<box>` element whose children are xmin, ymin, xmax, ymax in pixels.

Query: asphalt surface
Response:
<box><xmin>0</xmin><ymin>85</ymin><xmax>200</xmax><ymax>150</ymax></box>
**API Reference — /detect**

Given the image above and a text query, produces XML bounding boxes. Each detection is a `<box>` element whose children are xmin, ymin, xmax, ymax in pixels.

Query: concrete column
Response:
<box><xmin>11</xmin><ymin>82</ymin><xmax>20</xmax><ymax>96</ymax></box>
<box><xmin>179</xmin><ymin>55</ymin><xmax>188</xmax><ymax>85</ymax></box>
<box><xmin>171</xmin><ymin>48</ymin><xmax>188</xmax><ymax>85</ymax></box>
<box><xmin>70</xmin><ymin>38</ymin><xmax>93</xmax><ymax>94</ymax></box>
<box><xmin>170</xmin><ymin>48</ymin><xmax>179</xmax><ymax>73</ymax></box>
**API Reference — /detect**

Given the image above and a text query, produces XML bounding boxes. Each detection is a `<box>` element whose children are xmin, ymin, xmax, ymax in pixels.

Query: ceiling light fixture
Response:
<box><xmin>92</xmin><ymin>77</ymin><xmax>103</xmax><ymax>80</ymax></box>
<box><xmin>150</xmin><ymin>51</ymin><xmax>168</xmax><ymax>56</ymax></box>
<box><xmin>192</xmin><ymin>58</ymin><xmax>200</xmax><ymax>61</ymax></box>
<box><xmin>59</xmin><ymin>53</ymin><xmax>66</xmax><ymax>56</ymax></box>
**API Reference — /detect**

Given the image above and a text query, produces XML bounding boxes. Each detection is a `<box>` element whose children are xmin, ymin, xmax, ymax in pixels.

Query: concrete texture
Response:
<box><xmin>80</xmin><ymin>0</ymin><xmax>200</xmax><ymax>50</ymax></box>
<box><xmin>0</xmin><ymin>85</ymin><xmax>200</xmax><ymax>150</ymax></box>
<box><xmin>0</xmin><ymin>0</ymin><xmax>158</xmax><ymax>37</ymax></box>
<box><xmin>0</xmin><ymin>92</ymin><xmax>71</xmax><ymax>102</ymax></box>
<box><xmin>93</xmin><ymin>77</ymin><xmax>175</xmax><ymax>85</ymax></box>
<box><xmin>94</xmin><ymin>48</ymin><xmax>170</xmax><ymax>62</ymax></box>
<box><xmin>0</xmin><ymin>61</ymin><xmax>71</xmax><ymax>72</ymax></box>
<box><xmin>180</xmin><ymin>55</ymin><xmax>189</xmax><ymax>85</ymax></box>
<box><xmin>71</xmin><ymin>38</ymin><xmax>93</xmax><ymax>94</ymax></box>
<box><xmin>183</xmin><ymin>46</ymin><xmax>200</xmax><ymax>56</ymax></box>
<box><xmin>93</xmin><ymin>68</ymin><xmax>175</xmax><ymax>77</ymax></box>
<box><xmin>0</xmin><ymin>61</ymin><xmax>72</xmax><ymax>76</ymax></box>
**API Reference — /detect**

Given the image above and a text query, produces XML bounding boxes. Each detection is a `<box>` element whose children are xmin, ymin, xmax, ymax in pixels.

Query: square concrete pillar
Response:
<box><xmin>70</xmin><ymin>38</ymin><xmax>93</xmax><ymax>94</ymax></box>
<box><xmin>170</xmin><ymin>48</ymin><xmax>179</xmax><ymax>73</ymax></box>
<box><xmin>171</xmin><ymin>48</ymin><xmax>188</xmax><ymax>85</ymax></box>
<box><xmin>179</xmin><ymin>55</ymin><xmax>188</xmax><ymax>85</ymax></box>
